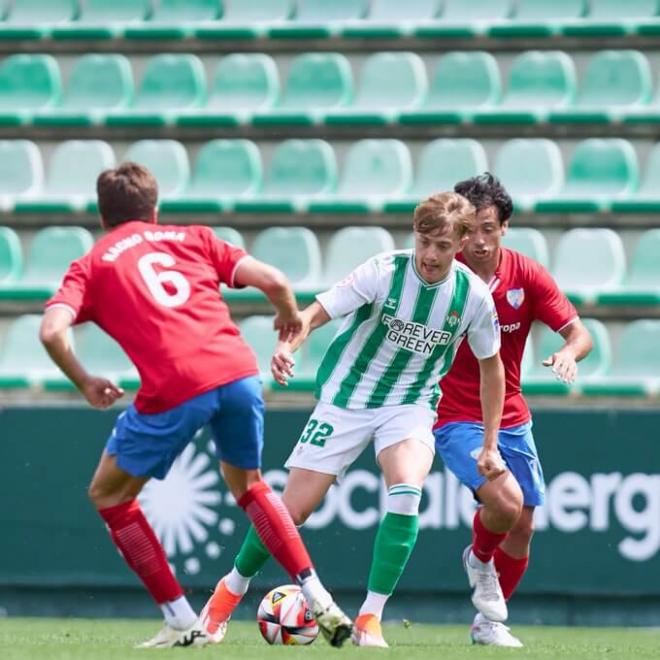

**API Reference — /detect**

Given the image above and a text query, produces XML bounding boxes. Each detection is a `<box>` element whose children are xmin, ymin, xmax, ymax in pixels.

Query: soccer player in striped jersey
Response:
<box><xmin>433</xmin><ymin>174</ymin><xmax>593</xmax><ymax>647</ymax></box>
<box><xmin>201</xmin><ymin>192</ymin><xmax>507</xmax><ymax>647</ymax></box>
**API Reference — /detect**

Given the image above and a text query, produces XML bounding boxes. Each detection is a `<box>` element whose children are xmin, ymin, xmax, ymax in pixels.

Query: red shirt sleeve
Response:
<box><xmin>201</xmin><ymin>227</ymin><xmax>248</xmax><ymax>288</ymax></box>
<box><xmin>528</xmin><ymin>259</ymin><xmax>578</xmax><ymax>331</ymax></box>
<box><xmin>45</xmin><ymin>257</ymin><xmax>94</xmax><ymax>324</ymax></box>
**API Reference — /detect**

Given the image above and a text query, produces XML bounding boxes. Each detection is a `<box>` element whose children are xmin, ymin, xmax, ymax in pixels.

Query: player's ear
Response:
<box><xmin>500</xmin><ymin>220</ymin><xmax>509</xmax><ymax>236</ymax></box>
<box><xmin>151</xmin><ymin>207</ymin><xmax>159</xmax><ymax>225</ymax></box>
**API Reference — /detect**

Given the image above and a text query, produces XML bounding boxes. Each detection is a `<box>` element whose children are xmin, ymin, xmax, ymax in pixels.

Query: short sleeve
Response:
<box><xmin>316</xmin><ymin>256</ymin><xmax>382</xmax><ymax>319</ymax></box>
<box><xmin>528</xmin><ymin>261</ymin><xmax>578</xmax><ymax>332</ymax></box>
<box><xmin>467</xmin><ymin>290</ymin><xmax>501</xmax><ymax>360</ymax></box>
<box><xmin>203</xmin><ymin>227</ymin><xmax>249</xmax><ymax>288</ymax></box>
<box><xmin>45</xmin><ymin>257</ymin><xmax>94</xmax><ymax>324</ymax></box>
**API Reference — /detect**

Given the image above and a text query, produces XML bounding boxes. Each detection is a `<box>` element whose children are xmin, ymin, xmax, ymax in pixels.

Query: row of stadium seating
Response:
<box><xmin>2</xmin><ymin>0</ymin><xmax>660</xmax><ymax>40</ymax></box>
<box><xmin>2</xmin><ymin>314</ymin><xmax>659</xmax><ymax>397</ymax></box>
<box><xmin>2</xmin><ymin>225</ymin><xmax>658</xmax><ymax>307</ymax></box>
<box><xmin>4</xmin><ymin>137</ymin><xmax>660</xmax><ymax>215</ymax></box>
<box><xmin>5</xmin><ymin>50</ymin><xmax>660</xmax><ymax>128</ymax></box>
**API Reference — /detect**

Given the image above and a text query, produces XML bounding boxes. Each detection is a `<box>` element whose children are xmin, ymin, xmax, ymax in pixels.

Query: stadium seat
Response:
<box><xmin>400</xmin><ymin>52</ymin><xmax>500</xmax><ymax>124</ymax></box>
<box><xmin>0</xmin><ymin>140</ymin><xmax>44</xmax><ymax>210</ymax></box>
<box><xmin>212</xmin><ymin>227</ymin><xmax>245</xmax><ymax>250</ymax></box>
<box><xmin>0</xmin><ymin>54</ymin><xmax>61</xmax><ymax>125</ymax></box>
<box><xmin>106</xmin><ymin>54</ymin><xmax>206</xmax><ymax>126</ymax></box>
<box><xmin>611</xmin><ymin>144</ymin><xmax>660</xmax><ymax>212</ymax></box>
<box><xmin>385</xmin><ymin>139</ymin><xmax>488</xmax><ymax>212</ymax></box>
<box><xmin>549</xmin><ymin>50</ymin><xmax>652</xmax><ymax>122</ymax></box>
<box><xmin>322</xmin><ymin>227</ymin><xmax>395</xmax><ymax>284</ymax></box>
<box><xmin>253</xmin><ymin>53</ymin><xmax>352</xmax><ymax>125</ymax></box>
<box><xmin>197</xmin><ymin>0</ymin><xmax>294</xmax><ymax>39</ymax></box>
<box><xmin>341</xmin><ymin>0</ymin><xmax>441</xmax><ymax>39</ymax></box>
<box><xmin>161</xmin><ymin>140</ymin><xmax>262</xmax><ymax>213</ymax></box>
<box><xmin>125</xmin><ymin>0</ymin><xmax>221</xmax><ymax>39</ymax></box>
<box><xmin>563</xmin><ymin>0</ymin><xmax>659</xmax><ymax>36</ymax></box>
<box><xmin>0</xmin><ymin>0</ymin><xmax>77</xmax><ymax>40</ymax></box>
<box><xmin>473</xmin><ymin>51</ymin><xmax>576</xmax><ymax>124</ymax></box>
<box><xmin>0</xmin><ymin>227</ymin><xmax>22</xmax><ymax>284</ymax></box>
<box><xmin>33</xmin><ymin>54</ymin><xmax>133</xmax><ymax>126</ymax></box>
<box><xmin>489</xmin><ymin>0</ymin><xmax>587</xmax><ymax>37</ymax></box>
<box><xmin>582</xmin><ymin>320</ymin><xmax>660</xmax><ymax>396</ymax></box>
<box><xmin>416</xmin><ymin>0</ymin><xmax>513</xmax><ymax>37</ymax></box>
<box><xmin>51</xmin><ymin>0</ymin><xmax>151</xmax><ymax>40</ymax></box>
<box><xmin>178</xmin><ymin>54</ymin><xmax>278</xmax><ymax>127</ymax></box>
<box><xmin>239</xmin><ymin>316</ymin><xmax>277</xmax><ymax>376</ymax></box>
<box><xmin>494</xmin><ymin>139</ymin><xmax>564</xmax><ymax>211</ymax></box>
<box><xmin>325</xmin><ymin>52</ymin><xmax>426</xmax><ymax>125</ymax></box>
<box><xmin>552</xmin><ymin>228</ymin><xmax>626</xmax><ymax>303</ymax></box>
<box><xmin>14</xmin><ymin>140</ymin><xmax>115</xmax><ymax>213</ymax></box>
<box><xmin>502</xmin><ymin>228</ymin><xmax>550</xmax><ymax>268</ymax></box>
<box><xmin>535</xmin><ymin>139</ymin><xmax>639</xmax><ymax>212</ymax></box>
<box><xmin>309</xmin><ymin>139</ymin><xmax>412</xmax><ymax>213</ymax></box>
<box><xmin>269</xmin><ymin>0</ymin><xmax>368</xmax><ymax>38</ymax></box>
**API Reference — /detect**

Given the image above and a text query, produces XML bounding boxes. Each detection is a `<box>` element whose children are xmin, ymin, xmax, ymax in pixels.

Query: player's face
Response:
<box><xmin>414</xmin><ymin>224</ymin><xmax>465</xmax><ymax>284</ymax></box>
<box><xmin>461</xmin><ymin>205</ymin><xmax>508</xmax><ymax>266</ymax></box>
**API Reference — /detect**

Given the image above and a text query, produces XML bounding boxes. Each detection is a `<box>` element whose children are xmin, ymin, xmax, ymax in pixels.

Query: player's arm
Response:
<box><xmin>476</xmin><ymin>352</ymin><xmax>506</xmax><ymax>481</ymax></box>
<box><xmin>40</xmin><ymin>307</ymin><xmax>124</xmax><ymax>409</ymax></box>
<box><xmin>542</xmin><ymin>319</ymin><xmax>593</xmax><ymax>384</ymax></box>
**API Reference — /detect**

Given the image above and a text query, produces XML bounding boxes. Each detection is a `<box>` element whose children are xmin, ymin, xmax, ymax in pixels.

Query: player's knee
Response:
<box><xmin>511</xmin><ymin>515</ymin><xmax>535</xmax><ymax>544</ymax></box>
<box><xmin>286</xmin><ymin>503</ymin><xmax>313</xmax><ymax>526</ymax></box>
<box><xmin>489</xmin><ymin>492</ymin><xmax>523</xmax><ymax>527</ymax></box>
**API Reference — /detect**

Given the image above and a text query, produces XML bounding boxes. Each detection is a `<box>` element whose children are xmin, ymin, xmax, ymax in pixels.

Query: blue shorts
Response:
<box><xmin>434</xmin><ymin>421</ymin><xmax>545</xmax><ymax>506</ymax></box>
<box><xmin>106</xmin><ymin>376</ymin><xmax>264</xmax><ymax>480</ymax></box>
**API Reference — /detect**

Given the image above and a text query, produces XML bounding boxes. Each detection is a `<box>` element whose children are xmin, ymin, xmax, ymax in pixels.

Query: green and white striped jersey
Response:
<box><xmin>314</xmin><ymin>250</ymin><xmax>500</xmax><ymax>410</ymax></box>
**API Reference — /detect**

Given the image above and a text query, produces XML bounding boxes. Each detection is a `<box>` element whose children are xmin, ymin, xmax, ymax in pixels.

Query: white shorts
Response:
<box><xmin>284</xmin><ymin>401</ymin><xmax>436</xmax><ymax>481</ymax></box>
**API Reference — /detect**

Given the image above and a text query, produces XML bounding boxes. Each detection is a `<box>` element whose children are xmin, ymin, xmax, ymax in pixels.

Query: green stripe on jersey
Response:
<box><xmin>402</xmin><ymin>268</ymin><xmax>471</xmax><ymax>407</ymax></box>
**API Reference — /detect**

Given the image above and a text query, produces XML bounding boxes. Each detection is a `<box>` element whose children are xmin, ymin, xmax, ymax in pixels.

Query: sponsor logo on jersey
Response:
<box><xmin>384</xmin><ymin>297</ymin><xmax>398</xmax><ymax>310</ymax></box>
<box><xmin>506</xmin><ymin>288</ymin><xmax>525</xmax><ymax>309</ymax></box>
<box><xmin>501</xmin><ymin>322</ymin><xmax>521</xmax><ymax>333</ymax></box>
<box><xmin>381</xmin><ymin>313</ymin><xmax>453</xmax><ymax>355</ymax></box>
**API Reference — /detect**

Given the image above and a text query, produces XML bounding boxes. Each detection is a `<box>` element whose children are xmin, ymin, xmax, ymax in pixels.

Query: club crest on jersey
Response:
<box><xmin>506</xmin><ymin>288</ymin><xmax>525</xmax><ymax>309</ymax></box>
<box><xmin>446</xmin><ymin>310</ymin><xmax>461</xmax><ymax>328</ymax></box>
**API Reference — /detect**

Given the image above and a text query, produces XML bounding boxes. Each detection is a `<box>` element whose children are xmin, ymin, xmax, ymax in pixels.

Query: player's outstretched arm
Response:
<box><xmin>476</xmin><ymin>352</ymin><xmax>506</xmax><ymax>481</ymax></box>
<box><xmin>542</xmin><ymin>319</ymin><xmax>593</xmax><ymax>384</ymax></box>
<box><xmin>40</xmin><ymin>308</ymin><xmax>124</xmax><ymax>409</ymax></box>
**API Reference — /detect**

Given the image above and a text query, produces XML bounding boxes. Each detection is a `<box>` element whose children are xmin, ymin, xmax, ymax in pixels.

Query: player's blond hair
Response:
<box><xmin>413</xmin><ymin>192</ymin><xmax>476</xmax><ymax>239</ymax></box>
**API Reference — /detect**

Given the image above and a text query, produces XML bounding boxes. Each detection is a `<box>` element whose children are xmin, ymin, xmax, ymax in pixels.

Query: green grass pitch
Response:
<box><xmin>0</xmin><ymin>619</ymin><xmax>659</xmax><ymax>660</ymax></box>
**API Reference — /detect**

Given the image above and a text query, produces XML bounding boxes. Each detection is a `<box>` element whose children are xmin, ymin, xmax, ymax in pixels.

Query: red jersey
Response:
<box><xmin>46</xmin><ymin>221</ymin><xmax>259</xmax><ymax>414</ymax></box>
<box><xmin>435</xmin><ymin>248</ymin><xmax>577</xmax><ymax>429</ymax></box>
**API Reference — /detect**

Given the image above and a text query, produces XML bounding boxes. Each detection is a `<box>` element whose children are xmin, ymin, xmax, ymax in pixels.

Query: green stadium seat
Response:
<box><xmin>416</xmin><ymin>0</ymin><xmax>512</xmax><ymax>38</ymax></box>
<box><xmin>177</xmin><ymin>54</ymin><xmax>278</xmax><ymax>127</ymax></box>
<box><xmin>598</xmin><ymin>229</ymin><xmax>660</xmax><ymax>305</ymax></box>
<box><xmin>253</xmin><ymin>53</ymin><xmax>352</xmax><ymax>126</ymax></box>
<box><xmin>322</xmin><ymin>227</ymin><xmax>395</xmax><ymax>284</ymax></box>
<box><xmin>612</xmin><ymin>144</ymin><xmax>660</xmax><ymax>212</ymax></box>
<box><xmin>239</xmin><ymin>316</ymin><xmax>276</xmax><ymax>376</ymax></box>
<box><xmin>0</xmin><ymin>315</ymin><xmax>70</xmax><ymax>388</ymax></box>
<box><xmin>582</xmin><ymin>321</ymin><xmax>660</xmax><ymax>396</ymax></box>
<box><xmin>309</xmin><ymin>139</ymin><xmax>412</xmax><ymax>213</ymax></box>
<box><xmin>400</xmin><ymin>52</ymin><xmax>500</xmax><ymax>124</ymax></box>
<box><xmin>502</xmin><ymin>228</ymin><xmax>550</xmax><ymax>268</ymax></box>
<box><xmin>125</xmin><ymin>0</ymin><xmax>220</xmax><ymax>39</ymax></box>
<box><xmin>14</xmin><ymin>140</ymin><xmax>115</xmax><ymax>214</ymax></box>
<box><xmin>106</xmin><ymin>55</ymin><xmax>206</xmax><ymax>126</ymax></box>
<box><xmin>384</xmin><ymin>139</ymin><xmax>487</xmax><ymax>213</ymax></box>
<box><xmin>563</xmin><ymin>0</ymin><xmax>659</xmax><ymax>37</ymax></box>
<box><xmin>0</xmin><ymin>0</ymin><xmax>77</xmax><ymax>40</ymax></box>
<box><xmin>473</xmin><ymin>51</ymin><xmax>576</xmax><ymax>124</ymax></box>
<box><xmin>551</xmin><ymin>229</ymin><xmax>626</xmax><ymax>304</ymax></box>
<box><xmin>269</xmin><ymin>0</ymin><xmax>368</xmax><ymax>39</ymax></box>
<box><xmin>489</xmin><ymin>0</ymin><xmax>587</xmax><ymax>38</ymax></box>
<box><xmin>211</xmin><ymin>227</ymin><xmax>245</xmax><ymax>250</ymax></box>
<box><xmin>0</xmin><ymin>140</ymin><xmax>44</xmax><ymax>209</ymax></box>
<box><xmin>535</xmin><ymin>139</ymin><xmax>639</xmax><ymax>213</ymax></box>
<box><xmin>0</xmin><ymin>227</ymin><xmax>22</xmax><ymax>284</ymax></box>
<box><xmin>494</xmin><ymin>139</ymin><xmax>564</xmax><ymax>211</ymax></box>
<box><xmin>52</xmin><ymin>0</ymin><xmax>151</xmax><ymax>40</ymax></box>
<box><xmin>162</xmin><ymin>140</ymin><xmax>262</xmax><ymax>213</ymax></box>
<box><xmin>197</xmin><ymin>0</ymin><xmax>294</xmax><ymax>40</ymax></box>
<box><xmin>325</xmin><ymin>52</ymin><xmax>426</xmax><ymax>125</ymax></box>
<box><xmin>0</xmin><ymin>54</ymin><xmax>61</xmax><ymax>125</ymax></box>
<box><xmin>549</xmin><ymin>50</ymin><xmax>652</xmax><ymax>123</ymax></box>
<box><xmin>33</xmin><ymin>54</ymin><xmax>133</xmax><ymax>127</ymax></box>
<box><xmin>235</xmin><ymin>139</ymin><xmax>336</xmax><ymax>213</ymax></box>
<box><xmin>341</xmin><ymin>0</ymin><xmax>442</xmax><ymax>38</ymax></box>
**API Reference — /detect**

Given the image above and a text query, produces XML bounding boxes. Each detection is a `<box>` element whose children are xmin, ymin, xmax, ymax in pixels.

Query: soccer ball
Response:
<box><xmin>257</xmin><ymin>584</ymin><xmax>319</xmax><ymax>645</ymax></box>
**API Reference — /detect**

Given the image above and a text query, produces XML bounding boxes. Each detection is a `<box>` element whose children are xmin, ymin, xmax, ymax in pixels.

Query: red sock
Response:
<box><xmin>472</xmin><ymin>509</ymin><xmax>508</xmax><ymax>563</ymax></box>
<box><xmin>494</xmin><ymin>547</ymin><xmax>529</xmax><ymax>600</ymax></box>
<box><xmin>238</xmin><ymin>481</ymin><xmax>313</xmax><ymax>580</ymax></box>
<box><xmin>99</xmin><ymin>500</ymin><xmax>182</xmax><ymax>604</ymax></box>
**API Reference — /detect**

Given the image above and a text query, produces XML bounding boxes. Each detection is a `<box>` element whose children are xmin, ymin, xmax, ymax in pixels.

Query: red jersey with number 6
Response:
<box><xmin>46</xmin><ymin>220</ymin><xmax>259</xmax><ymax>414</ymax></box>
<box><xmin>435</xmin><ymin>248</ymin><xmax>578</xmax><ymax>429</ymax></box>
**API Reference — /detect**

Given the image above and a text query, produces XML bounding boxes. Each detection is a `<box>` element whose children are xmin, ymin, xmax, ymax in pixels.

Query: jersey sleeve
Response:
<box><xmin>528</xmin><ymin>260</ymin><xmax>578</xmax><ymax>332</ymax></box>
<box><xmin>466</xmin><ymin>289</ymin><xmax>501</xmax><ymax>360</ymax></box>
<box><xmin>316</xmin><ymin>256</ymin><xmax>381</xmax><ymax>319</ymax></box>
<box><xmin>45</xmin><ymin>257</ymin><xmax>94</xmax><ymax>324</ymax></box>
<box><xmin>203</xmin><ymin>227</ymin><xmax>249</xmax><ymax>288</ymax></box>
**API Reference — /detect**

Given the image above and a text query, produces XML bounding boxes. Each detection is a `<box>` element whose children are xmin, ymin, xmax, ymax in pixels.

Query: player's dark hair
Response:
<box><xmin>413</xmin><ymin>191</ymin><xmax>476</xmax><ymax>238</ymax></box>
<box><xmin>454</xmin><ymin>172</ymin><xmax>513</xmax><ymax>225</ymax></box>
<box><xmin>97</xmin><ymin>162</ymin><xmax>158</xmax><ymax>228</ymax></box>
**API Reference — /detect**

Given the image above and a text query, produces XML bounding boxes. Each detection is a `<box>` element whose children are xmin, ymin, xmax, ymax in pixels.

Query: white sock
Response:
<box><xmin>359</xmin><ymin>591</ymin><xmax>389</xmax><ymax>621</ymax></box>
<box><xmin>224</xmin><ymin>566</ymin><xmax>252</xmax><ymax>596</ymax></box>
<box><xmin>299</xmin><ymin>570</ymin><xmax>333</xmax><ymax>611</ymax></box>
<box><xmin>468</xmin><ymin>549</ymin><xmax>490</xmax><ymax>569</ymax></box>
<box><xmin>160</xmin><ymin>595</ymin><xmax>197</xmax><ymax>630</ymax></box>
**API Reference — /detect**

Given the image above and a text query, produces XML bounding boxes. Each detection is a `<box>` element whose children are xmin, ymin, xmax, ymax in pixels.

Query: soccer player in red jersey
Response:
<box><xmin>39</xmin><ymin>163</ymin><xmax>352</xmax><ymax>648</ymax></box>
<box><xmin>433</xmin><ymin>174</ymin><xmax>593</xmax><ymax>647</ymax></box>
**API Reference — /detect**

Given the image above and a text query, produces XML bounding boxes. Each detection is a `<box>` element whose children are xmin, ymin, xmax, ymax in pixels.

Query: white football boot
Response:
<box><xmin>136</xmin><ymin>620</ymin><xmax>208</xmax><ymax>648</ymax></box>
<box><xmin>310</xmin><ymin>599</ymin><xmax>353</xmax><ymax>647</ymax></box>
<box><xmin>471</xmin><ymin>612</ymin><xmax>523</xmax><ymax>648</ymax></box>
<box><xmin>462</xmin><ymin>545</ymin><xmax>508</xmax><ymax>622</ymax></box>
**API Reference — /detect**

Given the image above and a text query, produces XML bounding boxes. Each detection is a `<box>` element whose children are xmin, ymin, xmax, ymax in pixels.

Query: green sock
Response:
<box><xmin>234</xmin><ymin>525</ymin><xmax>271</xmax><ymax>578</ymax></box>
<box><xmin>367</xmin><ymin>512</ymin><xmax>419</xmax><ymax>595</ymax></box>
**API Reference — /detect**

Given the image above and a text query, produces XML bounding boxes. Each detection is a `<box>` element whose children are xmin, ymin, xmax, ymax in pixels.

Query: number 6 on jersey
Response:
<box><xmin>138</xmin><ymin>252</ymin><xmax>191</xmax><ymax>308</ymax></box>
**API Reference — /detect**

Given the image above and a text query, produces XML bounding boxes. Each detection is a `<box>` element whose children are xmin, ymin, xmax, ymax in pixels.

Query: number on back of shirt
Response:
<box><xmin>137</xmin><ymin>252</ymin><xmax>191</xmax><ymax>308</ymax></box>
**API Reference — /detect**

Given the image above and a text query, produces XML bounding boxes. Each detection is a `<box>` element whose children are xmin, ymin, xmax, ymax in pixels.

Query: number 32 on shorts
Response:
<box><xmin>298</xmin><ymin>419</ymin><xmax>334</xmax><ymax>448</ymax></box>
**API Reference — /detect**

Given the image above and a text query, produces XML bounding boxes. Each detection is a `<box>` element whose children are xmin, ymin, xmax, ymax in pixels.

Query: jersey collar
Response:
<box><xmin>410</xmin><ymin>254</ymin><xmax>454</xmax><ymax>288</ymax></box>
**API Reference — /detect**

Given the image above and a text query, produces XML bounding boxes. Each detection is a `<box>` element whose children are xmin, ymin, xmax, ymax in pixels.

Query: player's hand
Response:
<box><xmin>81</xmin><ymin>376</ymin><xmax>124</xmax><ymax>409</ymax></box>
<box><xmin>271</xmin><ymin>347</ymin><xmax>295</xmax><ymax>386</ymax></box>
<box><xmin>273</xmin><ymin>309</ymin><xmax>303</xmax><ymax>342</ymax></box>
<box><xmin>477</xmin><ymin>447</ymin><xmax>507</xmax><ymax>481</ymax></box>
<box><xmin>542</xmin><ymin>352</ymin><xmax>578</xmax><ymax>384</ymax></box>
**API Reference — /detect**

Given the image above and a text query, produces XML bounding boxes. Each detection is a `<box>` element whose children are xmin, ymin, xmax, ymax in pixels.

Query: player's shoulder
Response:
<box><xmin>366</xmin><ymin>249</ymin><xmax>412</xmax><ymax>273</ymax></box>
